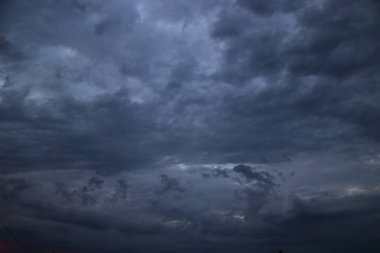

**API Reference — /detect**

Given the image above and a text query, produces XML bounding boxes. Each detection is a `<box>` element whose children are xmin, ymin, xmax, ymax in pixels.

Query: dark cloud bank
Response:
<box><xmin>0</xmin><ymin>0</ymin><xmax>380</xmax><ymax>252</ymax></box>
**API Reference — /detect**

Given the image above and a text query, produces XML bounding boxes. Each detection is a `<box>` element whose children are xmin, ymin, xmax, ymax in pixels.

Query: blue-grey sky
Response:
<box><xmin>0</xmin><ymin>0</ymin><xmax>380</xmax><ymax>252</ymax></box>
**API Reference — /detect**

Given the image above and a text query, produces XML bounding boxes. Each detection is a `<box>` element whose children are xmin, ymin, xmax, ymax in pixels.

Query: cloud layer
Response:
<box><xmin>1</xmin><ymin>0</ymin><xmax>380</xmax><ymax>252</ymax></box>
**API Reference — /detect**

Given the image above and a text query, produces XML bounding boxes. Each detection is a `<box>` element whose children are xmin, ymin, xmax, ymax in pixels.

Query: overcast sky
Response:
<box><xmin>0</xmin><ymin>0</ymin><xmax>380</xmax><ymax>252</ymax></box>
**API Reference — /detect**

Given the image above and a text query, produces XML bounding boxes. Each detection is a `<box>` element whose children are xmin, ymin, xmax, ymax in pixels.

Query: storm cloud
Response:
<box><xmin>1</xmin><ymin>0</ymin><xmax>380</xmax><ymax>252</ymax></box>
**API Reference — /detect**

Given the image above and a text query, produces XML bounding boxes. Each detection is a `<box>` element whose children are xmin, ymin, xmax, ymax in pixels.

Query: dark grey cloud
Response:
<box><xmin>237</xmin><ymin>0</ymin><xmax>279</xmax><ymax>16</ymax></box>
<box><xmin>267</xmin><ymin>193</ymin><xmax>380</xmax><ymax>253</ymax></box>
<box><xmin>207</xmin><ymin>0</ymin><xmax>380</xmax><ymax>162</ymax></box>
<box><xmin>0</xmin><ymin>90</ymin><xmax>159</xmax><ymax>173</ymax></box>
<box><xmin>0</xmin><ymin>177</ymin><xmax>34</xmax><ymax>202</ymax></box>
<box><xmin>158</xmin><ymin>174</ymin><xmax>185</xmax><ymax>194</ymax></box>
<box><xmin>55</xmin><ymin>176</ymin><xmax>105</xmax><ymax>206</ymax></box>
<box><xmin>237</xmin><ymin>0</ymin><xmax>305</xmax><ymax>16</ymax></box>
<box><xmin>1</xmin><ymin>0</ymin><xmax>380</xmax><ymax>252</ymax></box>
<box><xmin>111</xmin><ymin>179</ymin><xmax>128</xmax><ymax>201</ymax></box>
<box><xmin>233</xmin><ymin>164</ymin><xmax>275</xmax><ymax>185</ymax></box>
<box><xmin>1</xmin><ymin>166</ymin><xmax>379</xmax><ymax>253</ymax></box>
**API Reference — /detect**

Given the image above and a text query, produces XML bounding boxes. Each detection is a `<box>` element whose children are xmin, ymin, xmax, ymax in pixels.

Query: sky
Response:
<box><xmin>0</xmin><ymin>0</ymin><xmax>380</xmax><ymax>252</ymax></box>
